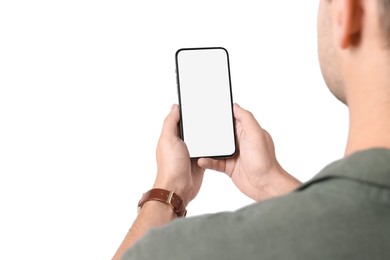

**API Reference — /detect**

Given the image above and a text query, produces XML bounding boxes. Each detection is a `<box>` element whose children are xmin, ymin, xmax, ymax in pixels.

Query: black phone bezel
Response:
<box><xmin>175</xmin><ymin>47</ymin><xmax>237</xmax><ymax>159</ymax></box>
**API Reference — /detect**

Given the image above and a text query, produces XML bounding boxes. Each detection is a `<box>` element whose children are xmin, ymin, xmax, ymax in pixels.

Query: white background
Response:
<box><xmin>0</xmin><ymin>1</ymin><xmax>348</xmax><ymax>259</ymax></box>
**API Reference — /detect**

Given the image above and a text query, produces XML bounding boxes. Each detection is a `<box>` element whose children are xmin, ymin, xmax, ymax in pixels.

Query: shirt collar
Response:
<box><xmin>298</xmin><ymin>148</ymin><xmax>390</xmax><ymax>190</ymax></box>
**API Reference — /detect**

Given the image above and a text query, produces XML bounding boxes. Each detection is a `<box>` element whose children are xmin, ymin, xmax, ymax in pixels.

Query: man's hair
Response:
<box><xmin>379</xmin><ymin>0</ymin><xmax>390</xmax><ymax>46</ymax></box>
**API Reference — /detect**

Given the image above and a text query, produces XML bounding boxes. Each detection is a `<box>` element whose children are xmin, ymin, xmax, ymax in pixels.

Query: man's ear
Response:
<box><xmin>337</xmin><ymin>0</ymin><xmax>364</xmax><ymax>49</ymax></box>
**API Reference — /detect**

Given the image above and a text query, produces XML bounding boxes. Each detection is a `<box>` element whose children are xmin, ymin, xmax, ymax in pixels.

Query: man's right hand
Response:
<box><xmin>198</xmin><ymin>104</ymin><xmax>301</xmax><ymax>201</ymax></box>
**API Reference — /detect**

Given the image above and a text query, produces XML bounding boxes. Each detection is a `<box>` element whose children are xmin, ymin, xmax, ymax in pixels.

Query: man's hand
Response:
<box><xmin>113</xmin><ymin>105</ymin><xmax>205</xmax><ymax>259</ymax></box>
<box><xmin>198</xmin><ymin>104</ymin><xmax>300</xmax><ymax>201</ymax></box>
<box><xmin>154</xmin><ymin>104</ymin><xmax>205</xmax><ymax>206</ymax></box>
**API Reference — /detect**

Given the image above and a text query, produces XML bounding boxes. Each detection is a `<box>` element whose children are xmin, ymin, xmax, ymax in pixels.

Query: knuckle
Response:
<box><xmin>243</xmin><ymin>109</ymin><xmax>255</xmax><ymax>120</ymax></box>
<box><xmin>163</xmin><ymin>115</ymin><xmax>172</xmax><ymax>125</ymax></box>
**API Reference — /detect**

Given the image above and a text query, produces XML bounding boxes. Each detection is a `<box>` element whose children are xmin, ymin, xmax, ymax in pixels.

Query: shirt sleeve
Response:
<box><xmin>121</xmin><ymin>211</ymin><xmax>252</xmax><ymax>260</ymax></box>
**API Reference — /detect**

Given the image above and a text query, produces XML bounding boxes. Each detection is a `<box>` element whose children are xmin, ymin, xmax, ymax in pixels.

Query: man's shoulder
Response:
<box><xmin>124</xmin><ymin>149</ymin><xmax>390</xmax><ymax>260</ymax></box>
<box><xmin>124</xmin><ymin>178</ymin><xmax>390</xmax><ymax>260</ymax></box>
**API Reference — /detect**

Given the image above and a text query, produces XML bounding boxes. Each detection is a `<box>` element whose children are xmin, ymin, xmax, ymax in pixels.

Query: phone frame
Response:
<box><xmin>175</xmin><ymin>47</ymin><xmax>237</xmax><ymax>159</ymax></box>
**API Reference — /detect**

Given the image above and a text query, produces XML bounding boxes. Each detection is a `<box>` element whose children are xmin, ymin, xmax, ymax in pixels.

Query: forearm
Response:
<box><xmin>112</xmin><ymin>201</ymin><xmax>176</xmax><ymax>260</ymax></box>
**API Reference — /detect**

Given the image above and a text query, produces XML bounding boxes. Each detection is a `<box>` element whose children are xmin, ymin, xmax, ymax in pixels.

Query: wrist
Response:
<box><xmin>153</xmin><ymin>179</ymin><xmax>191</xmax><ymax>206</ymax></box>
<box><xmin>139</xmin><ymin>188</ymin><xmax>187</xmax><ymax>217</ymax></box>
<box><xmin>139</xmin><ymin>200</ymin><xmax>177</xmax><ymax>219</ymax></box>
<box><xmin>247</xmin><ymin>164</ymin><xmax>301</xmax><ymax>202</ymax></box>
<box><xmin>268</xmin><ymin>164</ymin><xmax>301</xmax><ymax>196</ymax></box>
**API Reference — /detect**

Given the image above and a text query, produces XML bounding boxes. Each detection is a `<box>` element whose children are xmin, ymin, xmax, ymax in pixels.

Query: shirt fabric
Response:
<box><xmin>123</xmin><ymin>149</ymin><xmax>390</xmax><ymax>260</ymax></box>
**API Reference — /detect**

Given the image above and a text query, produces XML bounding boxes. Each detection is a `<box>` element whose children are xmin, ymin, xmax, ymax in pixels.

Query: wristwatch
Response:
<box><xmin>138</xmin><ymin>188</ymin><xmax>187</xmax><ymax>217</ymax></box>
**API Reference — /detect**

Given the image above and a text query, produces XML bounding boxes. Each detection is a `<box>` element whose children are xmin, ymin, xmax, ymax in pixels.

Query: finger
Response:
<box><xmin>160</xmin><ymin>104</ymin><xmax>180</xmax><ymax>137</ymax></box>
<box><xmin>233</xmin><ymin>103</ymin><xmax>262</xmax><ymax>130</ymax></box>
<box><xmin>198</xmin><ymin>158</ymin><xmax>227</xmax><ymax>174</ymax></box>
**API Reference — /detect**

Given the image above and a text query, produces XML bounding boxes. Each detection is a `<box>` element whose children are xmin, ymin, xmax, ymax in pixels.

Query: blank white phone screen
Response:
<box><xmin>176</xmin><ymin>48</ymin><xmax>236</xmax><ymax>158</ymax></box>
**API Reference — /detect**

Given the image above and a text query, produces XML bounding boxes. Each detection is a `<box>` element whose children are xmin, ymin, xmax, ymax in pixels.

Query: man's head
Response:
<box><xmin>317</xmin><ymin>0</ymin><xmax>390</xmax><ymax>105</ymax></box>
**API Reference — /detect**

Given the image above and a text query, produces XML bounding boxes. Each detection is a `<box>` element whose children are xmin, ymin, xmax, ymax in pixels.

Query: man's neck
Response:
<box><xmin>344</xmin><ymin>57</ymin><xmax>390</xmax><ymax>156</ymax></box>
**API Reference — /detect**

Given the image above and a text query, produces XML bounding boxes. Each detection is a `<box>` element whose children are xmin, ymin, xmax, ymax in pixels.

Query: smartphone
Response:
<box><xmin>175</xmin><ymin>47</ymin><xmax>237</xmax><ymax>159</ymax></box>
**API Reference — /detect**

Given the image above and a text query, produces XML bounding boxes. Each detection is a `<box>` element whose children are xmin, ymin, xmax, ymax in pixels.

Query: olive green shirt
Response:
<box><xmin>123</xmin><ymin>149</ymin><xmax>390</xmax><ymax>260</ymax></box>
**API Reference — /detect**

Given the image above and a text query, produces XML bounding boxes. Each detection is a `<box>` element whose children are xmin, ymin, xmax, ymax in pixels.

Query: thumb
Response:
<box><xmin>160</xmin><ymin>104</ymin><xmax>180</xmax><ymax>137</ymax></box>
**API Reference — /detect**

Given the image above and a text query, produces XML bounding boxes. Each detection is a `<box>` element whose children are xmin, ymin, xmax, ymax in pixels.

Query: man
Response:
<box><xmin>113</xmin><ymin>0</ymin><xmax>390</xmax><ymax>259</ymax></box>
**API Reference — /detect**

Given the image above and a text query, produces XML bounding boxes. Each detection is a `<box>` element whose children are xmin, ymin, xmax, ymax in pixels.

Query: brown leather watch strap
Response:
<box><xmin>138</xmin><ymin>188</ymin><xmax>187</xmax><ymax>217</ymax></box>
